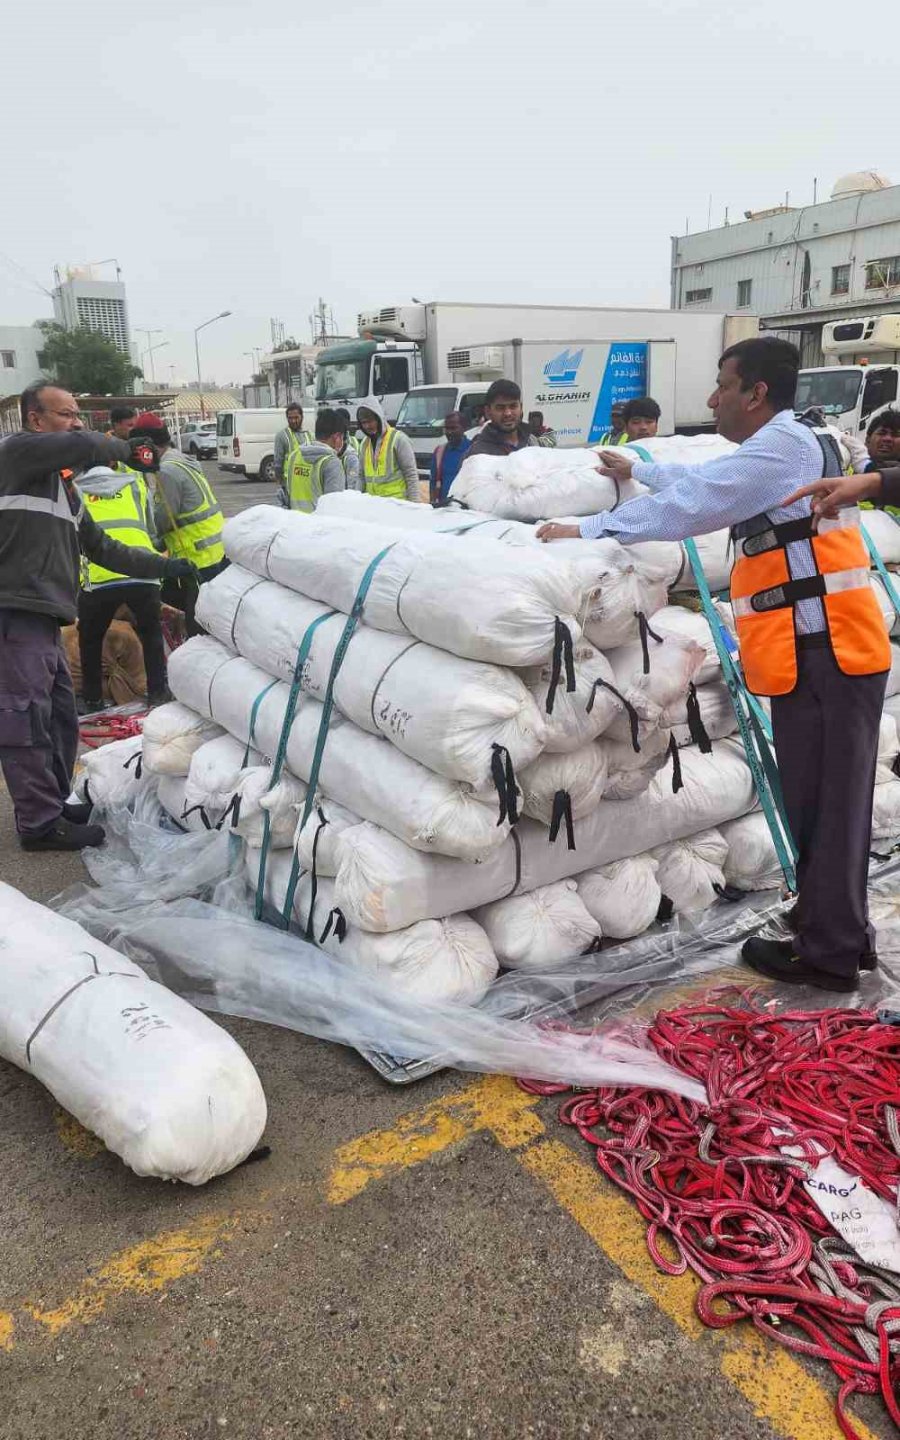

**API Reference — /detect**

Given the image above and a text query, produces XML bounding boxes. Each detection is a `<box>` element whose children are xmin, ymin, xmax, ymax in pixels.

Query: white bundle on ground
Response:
<box><xmin>316</xmin><ymin>492</ymin><xmax>683</xmax><ymax>651</ymax></box>
<box><xmin>721</xmin><ymin>813</ymin><xmax>783</xmax><ymax>892</ymax></box>
<box><xmin>223</xmin><ymin>507</ymin><xmax>585</xmax><ymax>667</ymax></box>
<box><xmin>196</xmin><ymin>564</ymin><xmax>546</xmax><ymax>788</ymax></box>
<box><xmin>522</xmin><ymin>643</ymin><xmax>623</xmax><ymax>752</ymax></box>
<box><xmin>603</xmin><ymin>727</ymin><xmax>673</xmax><ymax>801</ymax></box>
<box><xmin>473</xmin><ymin>881</ymin><xmax>600</xmax><ymax>970</ymax></box>
<box><xmin>157</xmin><ymin>773</ymin><xmax>190</xmax><ymax>827</ymax></box>
<box><xmin>141</xmin><ymin>702</ymin><xmax>225</xmax><ymax>776</ymax></box>
<box><xmin>577</xmin><ymin>856</ymin><xmax>663</xmax><ymax>940</ymax></box>
<box><xmin>862</xmin><ymin>510</ymin><xmax>900</xmax><ymax>566</ymax></box>
<box><xmin>334</xmin><ymin>743</ymin><xmax>756</xmax><ymax>932</ymax></box>
<box><xmin>666</xmin><ymin>682</ymin><xmax>738</xmax><ymax>748</ymax></box>
<box><xmin>519</xmin><ymin>742</ymin><xmax>610</xmax><ymax>824</ymax></box>
<box><xmin>653</xmin><ymin>829</ymin><xmax>729</xmax><ymax>914</ymax></box>
<box><xmin>168</xmin><ymin>638</ymin><xmax>512</xmax><ymax>861</ymax></box>
<box><xmin>451</xmin><ymin>446</ymin><xmax>648</xmax><ymax>521</ymax></box>
<box><xmin>253</xmin><ymin>849</ymin><xmax>498</xmax><ymax>1004</ymax></box>
<box><xmin>618</xmin><ymin>433</ymin><xmax>739</xmax><ymax>468</ymax></box>
<box><xmin>74</xmin><ymin>732</ymin><xmax>147</xmax><ymax>809</ymax></box>
<box><xmin>233</xmin><ymin>767</ymin><xmax>307</xmax><ymax>849</ymax></box>
<box><xmin>183</xmin><ymin>734</ymin><xmax>262</xmax><ymax>831</ymax></box>
<box><xmin>295</xmin><ymin>795</ymin><xmax>363</xmax><ymax>876</ymax></box>
<box><xmin>0</xmin><ymin>881</ymin><xmax>266</xmax><ymax>1184</ymax></box>
<box><xmin>649</xmin><ymin>605</ymin><xmax>721</xmax><ymax>684</ymax></box>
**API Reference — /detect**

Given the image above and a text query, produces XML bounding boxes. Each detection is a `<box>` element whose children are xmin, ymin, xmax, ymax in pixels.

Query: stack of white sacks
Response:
<box><xmin>95</xmin><ymin>436</ymin><xmax>900</xmax><ymax>1004</ymax></box>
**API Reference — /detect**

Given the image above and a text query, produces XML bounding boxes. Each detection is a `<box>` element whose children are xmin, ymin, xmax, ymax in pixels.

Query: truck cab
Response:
<box><xmin>795</xmin><ymin>364</ymin><xmax>899</xmax><ymax>436</ymax></box>
<box><xmin>395</xmin><ymin>382</ymin><xmax>493</xmax><ymax>479</ymax></box>
<box><xmin>314</xmin><ymin>339</ymin><xmax>422</xmax><ymax>425</ymax></box>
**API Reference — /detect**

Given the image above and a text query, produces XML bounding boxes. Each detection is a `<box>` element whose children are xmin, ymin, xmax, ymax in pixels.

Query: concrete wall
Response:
<box><xmin>0</xmin><ymin>325</ymin><xmax>46</xmax><ymax>399</ymax></box>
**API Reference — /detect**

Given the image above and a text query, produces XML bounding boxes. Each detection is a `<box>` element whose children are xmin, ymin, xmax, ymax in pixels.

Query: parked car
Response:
<box><xmin>181</xmin><ymin>421</ymin><xmax>218</xmax><ymax>459</ymax></box>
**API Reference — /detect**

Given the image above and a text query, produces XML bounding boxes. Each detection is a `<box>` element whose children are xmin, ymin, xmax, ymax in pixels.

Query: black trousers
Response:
<box><xmin>771</xmin><ymin>637</ymin><xmax>888</xmax><ymax>977</ymax></box>
<box><xmin>161</xmin><ymin>556</ymin><xmax>229</xmax><ymax>638</ymax></box>
<box><xmin>0</xmin><ymin>609</ymin><xmax>79</xmax><ymax>834</ymax></box>
<box><xmin>78</xmin><ymin>582</ymin><xmax>168</xmax><ymax>702</ymax></box>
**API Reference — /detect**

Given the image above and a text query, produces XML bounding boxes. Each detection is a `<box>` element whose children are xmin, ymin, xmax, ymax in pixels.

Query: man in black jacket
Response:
<box><xmin>464</xmin><ymin>380</ymin><xmax>539</xmax><ymax>460</ymax></box>
<box><xmin>0</xmin><ymin>385</ymin><xmax>193</xmax><ymax>851</ymax></box>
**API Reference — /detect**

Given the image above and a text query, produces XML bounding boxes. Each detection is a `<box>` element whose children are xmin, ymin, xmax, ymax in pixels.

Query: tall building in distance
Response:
<box><xmin>52</xmin><ymin>264</ymin><xmax>132</xmax><ymax>355</ymax></box>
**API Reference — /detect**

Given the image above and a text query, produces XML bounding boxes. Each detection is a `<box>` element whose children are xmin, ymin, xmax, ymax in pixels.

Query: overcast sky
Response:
<box><xmin>4</xmin><ymin>0</ymin><xmax>899</xmax><ymax>386</ymax></box>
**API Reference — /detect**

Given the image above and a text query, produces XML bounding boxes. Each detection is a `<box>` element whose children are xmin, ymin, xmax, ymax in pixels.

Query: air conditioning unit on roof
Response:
<box><xmin>447</xmin><ymin>346</ymin><xmax>505</xmax><ymax>374</ymax></box>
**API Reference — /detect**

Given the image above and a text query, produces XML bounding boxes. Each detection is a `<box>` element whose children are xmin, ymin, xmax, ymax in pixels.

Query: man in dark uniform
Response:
<box><xmin>0</xmin><ymin>384</ymin><xmax>193</xmax><ymax>851</ymax></box>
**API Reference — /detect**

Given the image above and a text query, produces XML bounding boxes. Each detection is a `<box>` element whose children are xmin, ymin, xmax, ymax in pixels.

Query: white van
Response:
<box><xmin>217</xmin><ymin>406</ymin><xmax>317</xmax><ymax>483</ymax></box>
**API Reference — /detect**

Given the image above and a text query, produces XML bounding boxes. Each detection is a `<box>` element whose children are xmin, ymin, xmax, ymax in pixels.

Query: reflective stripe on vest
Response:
<box><xmin>83</xmin><ymin>476</ymin><xmax>158</xmax><ymax>587</ymax></box>
<box><xmin>288</xmin><ymin>451</ymin><xmax>331</xmax><ymax>512</ymax></box>
<box><xmin>361</xmin><ymin>426</ymin><xmax>406</xmax><ymax>499</ymax></box>
<box><xmin>730</xmin><ymin>504</ymin><xmax>891</xmax><ymax>696</ymax></box>
<box><xmin>0</xmin><ymin>484</ymin><xmax>76</xmax><ymax>524</ymax></box>
<box><xmin>159</xmin><ymin>459</ymin><xmax>225</xmax><ymax>569</ymax></box>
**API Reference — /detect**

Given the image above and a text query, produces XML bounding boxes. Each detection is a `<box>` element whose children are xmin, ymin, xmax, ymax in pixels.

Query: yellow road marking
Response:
<box><xmin>330</xmin><ymin>1076</ymin><xmax>879</xmax><ymax>1440</ymax></box>
<box><xmin>54</xmin><ymin>1108</ymin><xmax>105</xmax><ymax>1160</ymax></box>
<box><xmin>25</xmin><ymin>1213</ymin><xmax>241</xmax><ymax>1338</ymax></box>
<box><xmin>0</xmin><ymin>1315</ymin><xmax>13</xmax><ymax>1351</ymax></box>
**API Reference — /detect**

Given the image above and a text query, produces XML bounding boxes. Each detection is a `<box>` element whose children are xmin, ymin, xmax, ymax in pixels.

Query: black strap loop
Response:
<box><xmin>636</xmin><ymin>611</ymin><xmax>664</xmax><ymax>675</ymax></box>
<box><xmin>319</xmin><ymin>907</ymin><xmax>347</xmax><ymax>944</ymax></box>
<box><xmin>548</xmin><ymin>789</ymin><xmax>576</xmax><ymax>850</ymax></box>
<box><xmin>712</xmin><ymin>881</ymin><xmax>744</xmax><ymax>903</ymax></box>
<box><xmin>490</xmin><ymin>743</ymin><xmax>520</xmax><ymax>827</ymax></box>
<box><xmin>685</xmin><ymin>682</ymin><xmax>713</xmax><ymax>754</ymax></box>
<box><xmin>581</xmin><ymin>935</ymin><xmax>603</xmax><ymax>955</ymax></box>
<box><xmin>546</xmin><ymin>618</ymin><xmax>577</xmax><ymax>714</ymax></box>
<box><xmin>588</xmin><ymin>677</ymin><xmax>641</xmax><ymax>753</ymax></box>
<box><xmin>656</xmin><ymin>895</ymin><xmax>675</xmax><ymax>924</ymax></box>
<box><xmin>123</xmin><ymin>750</ymin><xmax>143</xmax><ymax>778</ymax></box>
<box><xmin>304</xmin><ymin>807</ymin><xmax>328</xmax><ymax>940</ymax></box>
<box><xmin>216</xmin><ymin>793</ymin><xmax>241</xmax><ymax>831</ymax></box>
<box><xmin>667</xmin><ymin>733</ymin><xmax>684</xmax><ymax>794</ymax></box>
<box><xmin>181</xmin><ymin>803</ymin><xmax>213</xmax><ymax>831</ymax></box>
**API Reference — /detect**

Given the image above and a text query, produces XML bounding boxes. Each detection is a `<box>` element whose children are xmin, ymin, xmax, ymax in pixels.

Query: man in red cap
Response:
<box><xmin>131</xmin><ymin>411</ymin><xmax>227</xmax><ymax>635</ymax></box>
<box><xmin>0</xmin><ymin>385</ymin><xmax>194</xmax><ymax>851</ymax></box>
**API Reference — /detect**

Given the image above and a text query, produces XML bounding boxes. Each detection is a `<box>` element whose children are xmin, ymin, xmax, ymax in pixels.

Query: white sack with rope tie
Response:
<box><xmin>450</xmin><ymin>445</ymin><xmax>648</xmax><ymax>522</ymax></box>
<box><xmin>0</xmin><ymin>881</ymin><xmax>266</xmax><ymax>1185</ymax></box>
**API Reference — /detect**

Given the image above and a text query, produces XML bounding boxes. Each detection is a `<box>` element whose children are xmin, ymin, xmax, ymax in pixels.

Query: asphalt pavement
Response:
<box><xmin>0</xmin><ymin>462</ymin><xmax>891</xmax><ymax>1440</ymax></box>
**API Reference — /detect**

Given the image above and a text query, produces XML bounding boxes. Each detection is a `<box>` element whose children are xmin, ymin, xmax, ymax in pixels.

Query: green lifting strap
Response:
<box><xmin>243</xmin><ymin>679</ymin><xmax>279</xmax><ymax>767</ymax></box>
<box><xmin>253</xmin><ymin>609</ymin><xmax>337</xmax><ymax>921</ymax></box>
<box><xmin>682</xmin><ymin>537</ymin><xmax>798</xmax><ymax>892</ymax></box>
<box><xmin>861</xmin><ymin>521</ymin><xmax>900</xmax><ymax>623</ymax></box>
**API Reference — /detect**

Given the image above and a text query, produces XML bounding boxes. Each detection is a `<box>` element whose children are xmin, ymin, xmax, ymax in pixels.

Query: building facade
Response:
<box><xmin>670</xmin><ymin>173</ymin><xmax>900</xmax><ymax>366</ymax></box>
<box><xmin>52</xmin><ymin>270</ymin><xmax>132</xmax><ymax>355</ymax></box>
<box><xmin>0</xmin><ymin>324</ymin><xmax>47</xmax><ymax>399</ymax></box>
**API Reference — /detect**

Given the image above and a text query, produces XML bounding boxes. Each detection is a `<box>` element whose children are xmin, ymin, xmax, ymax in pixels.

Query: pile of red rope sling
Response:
<box><xmin>521</xmin><ymin>996</ymin><xmax>900</xmax><ymax>1438</ymax></box>
<box><xmin>79</xmin><ymin>712</ymin><xmax>145</xmax><ymax>749</ymax></box>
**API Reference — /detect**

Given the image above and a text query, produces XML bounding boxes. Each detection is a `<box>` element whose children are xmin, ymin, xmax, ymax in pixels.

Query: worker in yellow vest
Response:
<box><xmin>274</xmin><ymin>403</ymin><xmax>314</xmax><ymax>487</ymax></box>
<box><xmin>131</xmin><ymin>412</ymin><xmax>225</xmax><ymax>637</ymax></box>
<box><xmin>77</xmin><ymin>464</ymin><xmax>169</xmax><ymax>710</ymax></box>
<box><xmin>286</xmin><ymin>409</ymin><xmax>354</xmax><ymax>510</ymax></box>
<box><xmin>357</xmin><ymin>400</ymin><xmax>423</xmax><ymax>501</ymax></box>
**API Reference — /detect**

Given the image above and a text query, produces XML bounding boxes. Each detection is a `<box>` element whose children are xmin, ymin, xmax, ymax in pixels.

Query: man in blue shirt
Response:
<box><xmin>430</xmin><ymin>411</ymin><xmax>471</xmax><ymax>505</ymax></box>
<box><xmin>538</xmin><ymin>337</ymin><xmax>890</xmax><ymax>994</ymax></box>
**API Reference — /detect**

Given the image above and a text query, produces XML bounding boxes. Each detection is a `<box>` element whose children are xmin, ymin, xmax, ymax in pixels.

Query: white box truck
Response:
<box><xmin>314</xmin><ymin>301</ymin><xmax>758</xmax><ymax>477</ymax></box>
<box><xmin>796</xmin><ymin>314</ymin><xmax>900</xmax><ymax>436</ymax></box>
<box><xmin>216</xmin><ymin>406</ymin><xmax>316</xmax><ymax>483</ymax></box>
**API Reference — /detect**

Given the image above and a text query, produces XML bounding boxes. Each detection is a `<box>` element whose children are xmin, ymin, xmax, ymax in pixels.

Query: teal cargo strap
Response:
<box><xmin>242</xmin><ymin>678</ymin><xmax>279</xmax><ymax>767</ymax></box>
<box><xmin>861</xmin><ymin>522</ymin><xmax>900</xmax><ymax>624</ymax></box>
<box><xmin>253</xmin><ymin>609</ymin><xmax>337</xmax><ymax>921</ymax></box>
<box><xmin>683</xmin><ymin>537</ymin><xmax>797</xmax><ymax>891</ymax></box>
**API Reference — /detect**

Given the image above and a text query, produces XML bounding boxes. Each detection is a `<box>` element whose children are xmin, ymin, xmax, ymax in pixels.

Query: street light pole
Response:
<box><xmin>194</xmin><ymin>310</ymin><xmax>232</xmax><ymax>418</ymax></box>
<box><xmin>134</xmin><ymin>327</ymin><xmax>163</xmax><ymax>380</ymax></box>
<box><xmin>141</xmin><ymin>338</ymin><xmax>169</xmax><ymax>384</ymax></box>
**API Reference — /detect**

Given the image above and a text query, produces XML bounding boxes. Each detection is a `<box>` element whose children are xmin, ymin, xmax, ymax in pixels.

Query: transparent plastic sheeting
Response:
<box><xmin>54</xmin><ymin>798</ymin><xmax>900</xmax><ymax>1097</ymax></box>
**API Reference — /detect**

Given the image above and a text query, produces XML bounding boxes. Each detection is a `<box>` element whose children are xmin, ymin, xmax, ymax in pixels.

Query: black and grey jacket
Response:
<box><xmin>0</xmin><ymin>430</ymin><xmax>168</xmax><ymax>623</ymax></box>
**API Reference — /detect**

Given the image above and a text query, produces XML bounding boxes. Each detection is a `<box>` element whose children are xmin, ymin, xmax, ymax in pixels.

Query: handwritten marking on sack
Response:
<box><xmin>327</xmin><ymin>1075</ymin><xmax>878</xmax><ymax>1440</ymax></box>
<box><xmin>119</xmin><ymin>1001</ymin><xmax>172</xmax><ymax>1041</ymax></box>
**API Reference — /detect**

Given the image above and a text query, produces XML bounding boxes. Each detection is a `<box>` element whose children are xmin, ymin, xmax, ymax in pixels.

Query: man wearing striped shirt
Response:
<box><xmin>538</xmin><ymin>337</ymin><xmax>890</xmax><ymax>993</ymax></box>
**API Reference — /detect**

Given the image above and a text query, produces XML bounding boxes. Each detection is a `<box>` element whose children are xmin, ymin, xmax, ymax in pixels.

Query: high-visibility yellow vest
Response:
<box><xmin>288</xmin><ymin>449</ymin><xmax>331</xmax><ymax>512</ymax></box>
<box><xmin>159</xmin><ymin>458</ymin><xmax>225</xmax><ymax>569</ymax></box>
<box><xmin>82</xmin><ymin>475</ymin><xmax>158</xmax><ymax>587</ymax></box>
<box><xmin>596</xmin><ymin>430</ymin><xmax>629</xmax><ymax>446</ymax></box>
<box><xmin>361</xmin><ymin>426</ymin><xmax>406</xmax><ymax>499</ymax></box>
<box><xmin>283</xmin><ymin>427</ymin><xmax>313</xmax><ymax>475</ymax></box>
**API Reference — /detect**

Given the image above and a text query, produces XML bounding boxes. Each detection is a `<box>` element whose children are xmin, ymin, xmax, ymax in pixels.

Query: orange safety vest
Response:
<box><xmin>730</xmin><ymin>507</ymin><xmax>890</xmax><ymax>696</ymax></box>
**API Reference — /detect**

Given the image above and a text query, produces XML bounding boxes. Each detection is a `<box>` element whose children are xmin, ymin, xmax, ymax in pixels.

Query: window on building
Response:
<box><xmin>865</xmin><ymin>256</ymin><xmax>900</xmax><ymax>290</ymax></box>
<box><xmin>0</xmin><ymin>351</ymin><xmax>15</xmax><ymax>368</ymax></box>
<box><xmin>685</xmin><ymin>288</ymin><xmax>713</xmax><ymax>304</ymax></box>
<box><xmin>831</xmin><ymin>264</ymin><xmax>850</xmax><ymax>296</ymax></box>
<box><xmin>737</xmin><ymin>279</ymin><xmax>752</xmax><ymax>307</ymax></box>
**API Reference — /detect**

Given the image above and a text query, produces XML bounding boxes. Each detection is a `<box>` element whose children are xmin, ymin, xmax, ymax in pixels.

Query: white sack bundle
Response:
<box><xmin>671</xmin><ymin>530</ymin><xmax>733</xmax><ymax>593</ymax></box>
<box><xmin>141</xmin><ymin>701</ymin><xmax>225</xmax><ymax>777</ymax></box>
<box><xmin>196</xmin><ymin>564</ymin><xmax>546</xmax><ymax>788</ymax></box>
<box><xmin>617</xmin><ymin>433</ymin><xmax>738</xmax><ymax>468</ymax></box>
<box><xmin>522</xmin><ymin>643</ymin><xmax>623</xmax><ymax>753</ymax></box>
<box><xmin>0</xmin><ymin>882</ymin><xmax>266</xmax><ymax>1184</ymax></box>
<box><xmin>720</xmin><ymin>813</ymin><xmax>783</xmax><ymax>892</ymax></box>
<box><xmin>168</xmin><ymin>638</ymin><xmax>512</xmax><ymax>861</ymax></box>
<box><xmin>451</xmin><ymin>445</ymin><xmax>648</xmax><ymax>522</ymax></box>
<box><xmin>183</xmin><ymin>734</ymin><xmax>262</xmax><ymax>831</ymax></box>
<box><xmin>74</xmin><ymin>732</ymin><xmax>147</xmax><ymax>809</ymax></box>
<box><xmin>649</xmin><ymin>605</ymin><xmax>720</xmax><ymax>685</ymax></box>
<box><xmin>252</xmin><ymin>849</ymin><xmax>498</xmax><ymax>1005</ymax></box>
<box><xmin>653</xmin><ymin>829</ymin><xmax>729</xmax><ymax>914</ymax></box>
<box><xmin>607</xmin><ymin>629</ymin><xmax>707</xmax><ymax>718</ymax></box>
<box><xmin>233</xmin><ymin>767</ymin><xmax>307</xmax><ymax>849</ymax></box>
<box><xmin>872</xmin><ymin>779</ymin><xmax>900</xmax><ymax>843</ymax></box>
<box><xmin>157</xmin><ymin>773</ymin><xmax>189</xmax><ymax>826</ymax></box>
<box><xmin>862</xmin><ymin>509</ymin><xmax>900</xmax><ymax>566</ymax></box>
<box><xmin>577</xmin><ymin>856</ymin><xmax>662</xmax><ymax>940</ymax></box>
<box><xmin>665</xmin><ymin>682</ymin><xmax>738</xmax><ymax>749</ymax></box>
<box><xmin>473</xmin><ymin>880</ymin><xmax>600</xmax><ymax>970</ymax></box>
<box><xmin>223</xmin><ymin>507</ymin><xmax>584</xmax><ymax>667</ymax></box>
<box><xmin>335</xmin><ymin>742</ymin><xmax>756</xmax><ymax>932</ymax></box>
<box><xmin>602</xmin><ymin>726</ymin><xmax>673</xmax><ymax>802</ymax></box>
<box><xmin>295</xmin><ymin>795</ymin><xmax>364</xmax><ymax>878</ymax></box>
<box><xmin>317</xmin><ymin>491</ymin><xmax>682</xmax><ymax>650</ymax></box>
<box><xmin>518</xmin><ymin>741</ymin><xmax>610</xmax><ymax>825</ymax></box>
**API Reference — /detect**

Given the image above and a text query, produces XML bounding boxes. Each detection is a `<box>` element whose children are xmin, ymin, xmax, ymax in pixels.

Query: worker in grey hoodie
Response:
<box><xmin>282</xmin><ymin>408</ymin><xmax>357</xmax><ymax>509</ymax></box>
<box><xmin>357</xmin><ymin>400</ymin><xmax>422</xmax><ymax>502</ymax></box>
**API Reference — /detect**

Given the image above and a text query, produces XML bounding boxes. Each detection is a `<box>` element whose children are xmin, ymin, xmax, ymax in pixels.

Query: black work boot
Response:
<box><xmin>783</xmin><ymin>903</ymin><xmax>878</xmax><ymax>970</ymax></box>
<box><xmin>741</xmin><ymin>936</ymin><xmax>859</xmax><ymax>993</ymax></box>
<box><xmin>62</xmin><ymin>799</ymin><xmax>94</xmax><ymax>825</ymax></box>
<box><xmin>21</xmin><ymin>817</ymin><xmax>106</xmax><ymax>852</ymax></box>
<box><xmin>76</xmin><ymin>695</ymin><xmax>108</xmax><ymax>717</ymax></box>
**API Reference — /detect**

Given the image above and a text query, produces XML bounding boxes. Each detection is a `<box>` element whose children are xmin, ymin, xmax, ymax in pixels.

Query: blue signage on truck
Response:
<box><xmin>587</xmin><ymin>343</ymin><xmax>648</xmax><ymax>443</ymax></box>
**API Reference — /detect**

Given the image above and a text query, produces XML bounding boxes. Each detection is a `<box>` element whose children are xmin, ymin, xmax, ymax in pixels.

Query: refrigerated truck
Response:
<box><xmin>795</xmin><ymin>313</ymin><xmax>900</xmax><ymax>437</ymax></box>
<box><xmin>313</xmin><ymin>301</ymin><xmax>759</xmax><ymax>437</ymax></box>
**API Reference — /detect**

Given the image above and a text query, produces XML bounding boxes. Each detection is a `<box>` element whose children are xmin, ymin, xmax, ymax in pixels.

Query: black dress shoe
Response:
<box><xmin>62</xmin><ymin>799</ymin><xmax>94</xmax><ymax>825</ymax></box>
<box><xmin>783</xmin><ymin>904</ymin><xmax>878</xmax><ymax>971</ymax></box>
<box><xmin>76</xmin><ymin>696</ymin><xmax>109</xmax><ymax>717</ymax></box>
<box><xmin>741</xmin><ymin>936</ymin><xmax>859</xmax><ymax>992</ymax></box>
<box><xmin>21</xmin><ymin>818</ymin><xmax>106</xmax><ymax>852</ymax></box>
